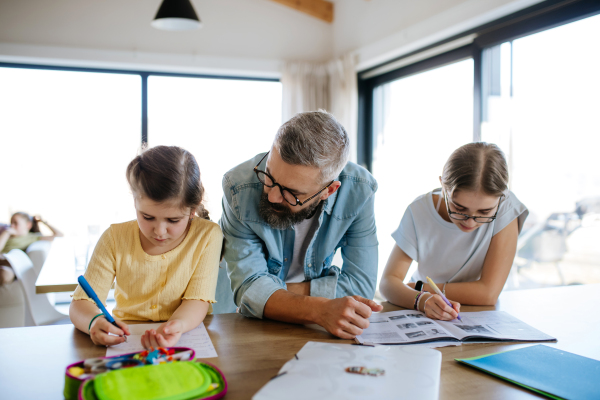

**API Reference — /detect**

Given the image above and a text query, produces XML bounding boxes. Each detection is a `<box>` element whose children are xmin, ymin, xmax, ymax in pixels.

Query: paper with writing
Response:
<box><xmin>105</xmin><ymin>322</ymin><xmax>217</xmax><ymax>358</ymax></box>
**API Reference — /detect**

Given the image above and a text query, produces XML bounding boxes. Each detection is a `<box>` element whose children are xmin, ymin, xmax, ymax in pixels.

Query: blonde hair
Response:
<box><xmin>441</xmin><ymin>142</ymin><xmax>508</xmax><ymax>198</ymax></box>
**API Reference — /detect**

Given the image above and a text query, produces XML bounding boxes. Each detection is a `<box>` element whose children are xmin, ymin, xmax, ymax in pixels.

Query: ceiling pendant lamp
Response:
<box><xmin>152</xmin><ymin>0</ymin><xmax>202</xmax><ymax>31</ymax></box>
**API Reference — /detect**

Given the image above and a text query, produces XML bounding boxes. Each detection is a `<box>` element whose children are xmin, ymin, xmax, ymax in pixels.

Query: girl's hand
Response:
<box><xmin>89</xmin><ymin>317</ymin><xmax>130</xmax><ymax>346</ymax></box>
<box><xmin>141</xmin><ymin>320</ymin><xmax>183</xmax><ymax>350</ymax></box>
<box><xmin>4</xmin><ymin>227</ymin><xmax>17</xmax><ymax>236</ymax></box>
<box><xmin>422</xmin><ymin>294</ymin><xmax>460</xmax><ymax>321</ymax></box>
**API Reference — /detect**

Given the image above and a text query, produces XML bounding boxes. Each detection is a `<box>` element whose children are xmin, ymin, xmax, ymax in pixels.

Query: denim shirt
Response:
<box><xmin>219</xmin><ymin>153</ymin><xmax>378</xmax><ymax>319</ymax></box>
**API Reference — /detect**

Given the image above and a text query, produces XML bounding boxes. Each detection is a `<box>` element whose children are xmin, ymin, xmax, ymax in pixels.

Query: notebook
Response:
<box><xmin>355</xmin><ymin>310</ymin><xmax>555</xmax><ymax>345</ymax></box>
<box><xmin>253</xmin><ymin>341</ymin><xmax>441</xmax><ymax>400</ymax></box>
<box><xmin>456</xmin><ymin>345</ymin><xmax>600</xmax><ymax>400</ymax></box>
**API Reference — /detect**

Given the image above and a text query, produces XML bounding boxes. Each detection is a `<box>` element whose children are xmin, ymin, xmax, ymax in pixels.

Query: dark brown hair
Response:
<box><xmin>11</xmin><ymin>212</ymin><xmax>40</xmax><ymax>233</ymax></box>
<box><xmin>441</xmin><ymin>142</ymin><xmax>508</xmax><ymax>198</ymax></box>
<box><xmin>126</xmin><ymin>145</ymin><xmax>209</xmax><ymax>220</ymax></box>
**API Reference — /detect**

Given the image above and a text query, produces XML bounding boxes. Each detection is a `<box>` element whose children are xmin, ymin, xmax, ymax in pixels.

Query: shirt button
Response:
<box><xmin>151</xmin><ymin>305</ymin><xmax>157</xmax><ymax>309</ymax></box>
<box><xmin>284</xmin><ymin>258</ymin><xmax>288</xmax><ymax>262</ymax></box>
<box><xmin>308</xmin><ymin>263</ymin><xmax>312</xmax><ymax>268</ymax></box>
<box><xmin>161</xmin><ymin>255</ymin><xmax>166</xmax><ymax>260</ymax></box>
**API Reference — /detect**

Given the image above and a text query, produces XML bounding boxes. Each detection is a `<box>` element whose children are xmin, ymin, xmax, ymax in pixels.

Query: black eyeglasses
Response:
<box><xmin>254</xmin><ymin>152</ymin><xmax>334</xmax><ymax>207</ymax></box>
<box><xmin>444</xmin><ymin>191</ymin><xmax>502</xmax><ymax>223</ymax></box>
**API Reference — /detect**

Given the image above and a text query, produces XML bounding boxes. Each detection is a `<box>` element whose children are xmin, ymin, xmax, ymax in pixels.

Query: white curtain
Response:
<box><xmin>281</xmin><ymin>54</ymin><xmax>358</xmax><ymax>162</ymax></box>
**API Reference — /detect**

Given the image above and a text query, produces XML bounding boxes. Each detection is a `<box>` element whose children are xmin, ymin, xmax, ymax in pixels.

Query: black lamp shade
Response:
<box><xmin>152</xmin><ymin>0</ymin><xmax>201</xmax><ymax>31</ymax></box>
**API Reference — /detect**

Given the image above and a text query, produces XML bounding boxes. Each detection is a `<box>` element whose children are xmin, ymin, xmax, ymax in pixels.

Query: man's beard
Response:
<box><xmin>258</xmin><ymin>192</ymin><xmax>321</xmax><ymax>230</ymax></box>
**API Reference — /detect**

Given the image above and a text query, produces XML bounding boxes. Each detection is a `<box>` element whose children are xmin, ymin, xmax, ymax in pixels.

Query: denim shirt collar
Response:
<box><xmin>323</xmin><ymin>185</ymin><xmax>339</xmax><ymax>215</ymax></box>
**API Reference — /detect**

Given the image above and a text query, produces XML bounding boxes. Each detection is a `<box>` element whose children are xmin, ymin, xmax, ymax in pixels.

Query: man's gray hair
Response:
<box><xmin>273</xmin><ymin>110</ymin><xmax>350</xmax><ymax>183</ymax></box>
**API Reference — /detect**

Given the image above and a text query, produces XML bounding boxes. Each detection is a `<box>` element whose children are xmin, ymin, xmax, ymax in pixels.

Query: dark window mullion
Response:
<box><xmin>141</xmin><ymin>73</ymin><xmax>148</xmax><ymax>146</ymax></box>
<box><xmin>473</xmin><ymin>44</ymin><xmax>483</xmax><ymax>142</ymax></box>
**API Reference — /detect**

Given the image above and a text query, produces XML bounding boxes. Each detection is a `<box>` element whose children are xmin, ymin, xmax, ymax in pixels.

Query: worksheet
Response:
<box><xmin>105</xmin><ymin>322</ymin><xmax>217</xmax><ymax>358</ymax></box>
<box><xmin>356</xmin><ymin>310</ymin><xmax>556</xmax><ymax>345</ymax></box>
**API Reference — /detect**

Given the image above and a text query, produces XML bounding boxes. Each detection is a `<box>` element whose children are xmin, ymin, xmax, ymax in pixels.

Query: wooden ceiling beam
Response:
<box><xmin>268</xmin><ymin>0</ymin><xmax>334</xmax><ymax>23</ymax></box>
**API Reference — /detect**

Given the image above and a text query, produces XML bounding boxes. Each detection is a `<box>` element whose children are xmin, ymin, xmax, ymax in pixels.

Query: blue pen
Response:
<box><xmin>426</xmin><ymin>276</ymin><xmax>462</xmax><ymax>321</ymax></box>
<box><xmin>78</xmin><ymin>275</ymin><xmax>127</xmax><ymax>340</ymax></box>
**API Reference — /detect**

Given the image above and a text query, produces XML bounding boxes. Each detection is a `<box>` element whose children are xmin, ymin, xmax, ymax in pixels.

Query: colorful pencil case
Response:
<box><xmin>64</xmin><ymin>347</ymin><xmax>227</xmax><ymax>400</ymax></box>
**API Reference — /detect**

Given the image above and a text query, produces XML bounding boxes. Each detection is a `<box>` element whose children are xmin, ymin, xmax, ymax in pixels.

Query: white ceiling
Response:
<box><xmin>0</xmin><ymin>0</ymin><xmax>545</xmax><ymax>76</ymax></box>
<box><xmin>0</xmin><ymin>0</ymin><xmax>333</xmax><ymax>61</ymax></box>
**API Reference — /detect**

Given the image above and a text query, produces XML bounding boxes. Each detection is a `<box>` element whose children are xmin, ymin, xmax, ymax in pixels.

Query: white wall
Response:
<box><xmin>0</xmin><ymin>0</ymin><xmax>545</xmax><ymax>76</ymax></box>
<box><xmin>0</xmin><ymin>0</ymin><xmax>333</xmax><ymax>77</ymax></box>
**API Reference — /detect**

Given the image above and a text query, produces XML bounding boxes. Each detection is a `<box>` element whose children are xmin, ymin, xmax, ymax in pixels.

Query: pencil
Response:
<box><xmin>425</xmin><ymin>276</ymin><xmax>462</xmax><ymax>321</ymax></box>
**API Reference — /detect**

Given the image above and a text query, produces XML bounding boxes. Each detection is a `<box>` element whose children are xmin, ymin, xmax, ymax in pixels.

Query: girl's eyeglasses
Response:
<box><xmin>444</xmin><ymin>192</ymin><xmax>502</xmax><ymax>223</ymax></box>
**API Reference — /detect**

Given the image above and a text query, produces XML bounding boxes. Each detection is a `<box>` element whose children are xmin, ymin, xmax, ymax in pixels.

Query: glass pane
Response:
<box><xmin>481</xmin><ymin>13</ymin><xmax>600</xmax><ymax>288</ymax></box>
<box><xmin>148</xmin><ymin>77</ymin><xmax>282</xmax><ymax>222</ymax></box>
<box><xmin>372</xmin><ymin>59</ymin><xmax>474</xmax><ymax>287</ymax></box>
<box><xmin>0</xmin><ymin>68</ymin><xmax>141</xmax><ymax>255</ymax></box>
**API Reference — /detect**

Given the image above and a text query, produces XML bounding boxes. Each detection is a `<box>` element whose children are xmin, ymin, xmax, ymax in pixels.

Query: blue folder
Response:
<box><xmin>456</xmin><ymin>345</ymin><xmax>600</xmax><ymax>400</ymax></box>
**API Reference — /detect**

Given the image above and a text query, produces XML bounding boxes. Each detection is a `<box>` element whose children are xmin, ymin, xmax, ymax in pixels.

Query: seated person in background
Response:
<box><xmin>70</xmin><ymin>146</ymin><xmax>222</xmax><ymax>348</ymax></box>
<box><xmin>219</xmin><ymin>110</ymin><xmax>382</xmax><ymax>339</ymax></box>
<box><xmin>379</xmin><ymin>142</ymin><xmax>528</xmax><ymax>320</ymax></box>
<box><xmin>0</xmin><ymin>212</ymin><xmax>63</xmax><ymax>285</ymax></box>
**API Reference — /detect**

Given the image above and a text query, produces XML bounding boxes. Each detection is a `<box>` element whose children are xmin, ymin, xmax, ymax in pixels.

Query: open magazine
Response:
<box><xmin>356</xmin><ymin>310</ymin><xmax>556</xmax><ymax>345</ymax></box>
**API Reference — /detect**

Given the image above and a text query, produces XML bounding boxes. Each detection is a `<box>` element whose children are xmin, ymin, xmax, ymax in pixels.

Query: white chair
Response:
<box><xmin>0</xmin><ymin>279</ymin><xmax>26</xmax><ymax>328</ymax></box>
<box><xmin>4</xmin><ymin>245</ymin><xmax>70</xmax><ymax>326</ymax></box>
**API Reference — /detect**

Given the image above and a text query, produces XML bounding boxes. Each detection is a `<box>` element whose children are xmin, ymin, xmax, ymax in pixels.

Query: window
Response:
<box><xmin>0</xmin><ymin>66</ymin><xmax>282</xmax><ymax>269</ymax></box>
<box><xmin>359</xmin><ymin>1</ymin><xmax>600</xmax><ymax>290</ymax></box>
<box><xmin>0</xmin><ymin>67</ymin><xmax>141</xmax><ymax>261</ymax></box>
<box><xmin>371</xmin><ymin>59</ymin><xmax>474</xmax><ymax>284</ymax></box>
<box><xmin>148</xmin><ymin>76</ymin><xmax>282</xmax><ymax>222</ymax></box>
<box><xmin>481</xmin><ymin>13</ymin><xmax>600</xmax><ymax>287</ymax></box>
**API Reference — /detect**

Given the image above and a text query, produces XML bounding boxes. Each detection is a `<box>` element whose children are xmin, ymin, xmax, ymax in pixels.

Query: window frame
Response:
<box><xmin>0</xmin><ymin>62</ymin><xmax>279</xmax><ymax>146</ymax></box>
<box><xmin>357</xmin><ymin>0</ymin><xmax>600</xmax><ymax>171</ymax></box>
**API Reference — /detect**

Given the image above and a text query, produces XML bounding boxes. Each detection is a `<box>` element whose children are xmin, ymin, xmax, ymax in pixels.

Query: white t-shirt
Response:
<box><xmin>391</xmin><ymin>189</ymin><xmax>528</xmax><ymax>284</ymax></box>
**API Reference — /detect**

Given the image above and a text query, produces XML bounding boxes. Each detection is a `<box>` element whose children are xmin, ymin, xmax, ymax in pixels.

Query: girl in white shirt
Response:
<box><xmin>379</xmin><ymin>142</ymin><xmax>528</xmax><ymax>320</ymax></box>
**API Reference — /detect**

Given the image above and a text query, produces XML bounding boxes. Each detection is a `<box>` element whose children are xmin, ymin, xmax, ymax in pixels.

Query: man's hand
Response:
<box><xmin>315</xmin><ymin>296</ymin><xmax>383</xmax><ymax>339</ymax></box>
<box><xmin>141</xmin><ymin>319</ymin><xmax>183</xmax><ymax>350</ymax></box>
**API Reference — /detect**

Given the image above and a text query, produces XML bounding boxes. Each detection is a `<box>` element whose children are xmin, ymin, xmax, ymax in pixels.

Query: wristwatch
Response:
<box><xmin>415</xmin><ymin>280</ymin><xmax>424</xmax><ymax>291</ymax></box>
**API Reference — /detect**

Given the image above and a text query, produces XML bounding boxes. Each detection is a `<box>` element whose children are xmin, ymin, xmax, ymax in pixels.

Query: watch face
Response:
<box><xmin>415</xmin><ymin>280</ymin><xmax>423</xmax><ymax>291</ymax></box>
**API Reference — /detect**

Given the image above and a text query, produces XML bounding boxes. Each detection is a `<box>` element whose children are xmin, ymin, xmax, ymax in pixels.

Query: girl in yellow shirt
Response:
<box><xmin>70</xmin><ymin>146</ymin><xmax>223</xmax><ymax>348</ymax></box>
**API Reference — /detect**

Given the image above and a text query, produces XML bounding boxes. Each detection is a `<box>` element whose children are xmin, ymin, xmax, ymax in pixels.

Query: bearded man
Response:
<box><xmin>217</xmin><ymin>110</ymin><xmax>381</xmax><ymax>339</ymax></box>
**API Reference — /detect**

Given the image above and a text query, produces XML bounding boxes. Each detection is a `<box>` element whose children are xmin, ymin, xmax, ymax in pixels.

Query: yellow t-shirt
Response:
<box><xmin>72</xmin><ymin>218</ymin><xmax>222</xmax><ymax>321</ymax></box>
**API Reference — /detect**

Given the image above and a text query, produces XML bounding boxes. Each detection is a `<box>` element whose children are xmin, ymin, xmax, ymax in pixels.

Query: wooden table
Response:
<box><xmin>1</xmin><ymin>284</ymin><xmax>598</xmax><ymax>400</ymax></box>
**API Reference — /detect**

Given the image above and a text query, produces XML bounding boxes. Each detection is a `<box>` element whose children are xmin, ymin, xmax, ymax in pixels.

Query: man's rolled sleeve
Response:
<box><xmin>309</xmin><ymin>271</ymin><xmax>338</xmax><ymax>298</ymax></box>
<box><xmin>236</xmin><ymin>274</ymin><xmax>286</xmax><ymax>319</ymax></box>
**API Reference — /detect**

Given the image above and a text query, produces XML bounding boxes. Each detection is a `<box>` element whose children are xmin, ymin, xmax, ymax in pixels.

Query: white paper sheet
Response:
<box><xmin>105</xmin><ymin>322</ymin><xmax>217</xmax><ymax>358</ymax></box>
<box><xmin>253</xmin><ymin>341</ymin><xmax>441</xmax><ymax>400</ymax></box>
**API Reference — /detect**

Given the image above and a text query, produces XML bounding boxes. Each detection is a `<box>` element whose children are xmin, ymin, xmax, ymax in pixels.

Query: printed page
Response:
<box><xmin>253</xmin><ymin>341</ymin><xmax>442</xmax><ymax>400</ymax></box>
<box><xmin>437</xmin><ymin>311</ymin><xmax>556</xmax><ymax>342</ymax></box>
<box><xmin>356</xmin><ymin>310</ymin><xmax>458</xmax><ymax>344</ymax></box>
<box><xmin>105</xmin><ymin>322</ymin><xmax>218</xmax><ymax>358</ymax></box>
